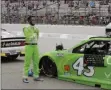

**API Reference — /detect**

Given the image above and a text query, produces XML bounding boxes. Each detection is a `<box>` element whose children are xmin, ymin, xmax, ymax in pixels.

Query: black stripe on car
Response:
<box><xmin>1</xmin><ymin>41</ymin><xmax>25</xmax><ymax>47</ymax></box>
<box><xmin>1</xmin><ymin>37</ymin><xmax>25</xmax><ymax>40</ymax></box>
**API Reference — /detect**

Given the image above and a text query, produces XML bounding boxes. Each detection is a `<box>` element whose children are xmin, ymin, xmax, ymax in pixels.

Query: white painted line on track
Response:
<box><xmin>39</xmin><ymin>32</ymin><xmax>96</xmax><ymax>40</ymax></box>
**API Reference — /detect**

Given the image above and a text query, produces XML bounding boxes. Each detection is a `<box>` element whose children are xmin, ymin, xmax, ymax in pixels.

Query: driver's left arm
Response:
<box><xmin>34</xmin><ymin>27</ymin><xmax>39</xmax><ymax>39</ymax></box>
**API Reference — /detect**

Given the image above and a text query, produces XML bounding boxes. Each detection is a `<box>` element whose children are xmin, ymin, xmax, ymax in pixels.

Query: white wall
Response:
<box><xmin>2</xmin><ymin>24</ymin><xmax>105</xmax><ymax>35</ymax></box>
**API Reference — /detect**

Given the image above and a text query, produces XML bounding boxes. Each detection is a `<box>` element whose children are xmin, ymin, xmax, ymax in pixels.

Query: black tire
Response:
<box><xmin>1</xmin><ymin>57</ymin><xmax>8</xmax><ymax>62</ymax></box>
<box><xmin>42</xmin><ymin>58</ymin><xmax>57</xmax><ymax>78</ymax></box>
<box><xmin>7</xmin><ymin>54</ymin><xmax>19</xmax><ymax>60</ymax></box>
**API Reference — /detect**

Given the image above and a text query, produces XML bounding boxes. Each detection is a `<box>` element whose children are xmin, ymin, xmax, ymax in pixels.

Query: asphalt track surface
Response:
<box><xmin>1</xmin><ymin>56</ymin><xmax>101</xmax><ymax>89</ymax></box>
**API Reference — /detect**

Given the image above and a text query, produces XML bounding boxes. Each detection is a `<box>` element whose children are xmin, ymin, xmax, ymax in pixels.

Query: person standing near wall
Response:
<box><xmin>23</xmin><ymin>16</ymin><xmax>43</xmax><ymax>83</ymax></box>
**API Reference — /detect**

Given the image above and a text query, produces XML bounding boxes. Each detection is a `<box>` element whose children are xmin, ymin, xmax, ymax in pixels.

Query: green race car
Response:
<box><xmin>39</xmin><ymin>36</ymin><xmax>111</xmax><ymax>89</ymax></box>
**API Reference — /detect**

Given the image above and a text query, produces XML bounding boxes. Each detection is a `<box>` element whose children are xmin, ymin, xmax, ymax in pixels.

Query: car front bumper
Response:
<box><xmin>0</xmin><ymin>51</ymin><xmax>25</xmax><ymax>57</ymax></box>
<box><xmin>1</xmin><ymin>46</ymin><xmax>25</xmax><ymax>57</ymax></box>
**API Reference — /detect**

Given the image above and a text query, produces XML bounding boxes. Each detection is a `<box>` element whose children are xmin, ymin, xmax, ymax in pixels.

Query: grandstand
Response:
<box><xmin>1</xmin><ymin>0</ymin><xmax>111</xmax><ymax>25</ymax></box>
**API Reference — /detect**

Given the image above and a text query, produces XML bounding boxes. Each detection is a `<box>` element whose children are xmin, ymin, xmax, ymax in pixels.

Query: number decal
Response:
<box><xmin>84</xmin><ymin>66</ymin><xmax>94</xmax><ymax>77</ymax></box>
<box><xmin>73</xmin><ymin>57</ymin><xmax>84</xmax><ymax>75</ymax></box>
<box><xmin>73</xmin><ymin>57</ymin><xmax>94</xmax><ymax>77</ymax></box>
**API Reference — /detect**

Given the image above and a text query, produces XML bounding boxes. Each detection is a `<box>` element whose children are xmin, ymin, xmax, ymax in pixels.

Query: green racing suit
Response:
<box><xmin>23</xmin><ymin>25</ymin><xmax>39</xmax><ymax>79</ymax></box>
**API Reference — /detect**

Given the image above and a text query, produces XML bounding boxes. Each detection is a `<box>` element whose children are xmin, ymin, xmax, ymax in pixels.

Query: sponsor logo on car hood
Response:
<box><xmin>2</xmin><ymin>41</ymin><xmax>20</xmax><ymax>47</ymax></box>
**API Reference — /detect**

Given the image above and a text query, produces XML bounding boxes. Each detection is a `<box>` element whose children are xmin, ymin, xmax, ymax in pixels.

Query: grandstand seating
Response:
<box><xmin>1</xmin><ymin>0</ymin><xmax>111</xmax><ymax>25</ymax></box>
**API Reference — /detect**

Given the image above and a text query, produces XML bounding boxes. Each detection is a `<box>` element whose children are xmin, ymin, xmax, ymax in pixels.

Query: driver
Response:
<box><xmin>101</xmin><ymin>42</ymin><xmax>110</xmax><ymax>53</ymax></box>
<box><xmin>22</xmin><ymin>16</ymin><xmax>43</xmax><ymax>83</ymax></box>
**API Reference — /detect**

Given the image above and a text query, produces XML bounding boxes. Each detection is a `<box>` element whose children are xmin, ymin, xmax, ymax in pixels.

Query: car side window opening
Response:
<box><xmin>72</xmin><ymin>41</ymin><xmax>95</xmax><ymax>54</ymax></box>
<box><xmin>72</xmin><ymin>40</ymin><xmax>111</xmax><ymax>55</ymax></box>
<box><xmin>107</xmin><ymin>41</ymin><xmax>111</xmax><ymax>55</ymax></box>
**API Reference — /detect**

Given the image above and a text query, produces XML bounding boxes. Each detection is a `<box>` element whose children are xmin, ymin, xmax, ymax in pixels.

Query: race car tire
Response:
<box><xmin>7</xmin><ymin>54</ymin><xmax>19</xmax><ymax>60</ymax></box>
<box><xmin>41</xmin><ymin>57</ymin><xmax>57</xmax><ymax>78</ymax></box>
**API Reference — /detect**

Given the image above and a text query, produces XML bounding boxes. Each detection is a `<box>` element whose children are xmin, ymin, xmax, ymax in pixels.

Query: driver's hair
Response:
<box><xmin>27</xmin><ymin>16</ymin><xmax>34</xmax><ymax>22</ymax></box>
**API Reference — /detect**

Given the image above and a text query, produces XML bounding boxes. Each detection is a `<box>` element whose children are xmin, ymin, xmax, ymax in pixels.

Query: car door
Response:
<box><xmin>62</xmin><ymin>41</ymin><xmax>95</xmax><ymax>78</ymax></box>
<box><xmin>62</xmin><ymin>40</ymin><xmax>111</xmax><ymax>85</ymax></box>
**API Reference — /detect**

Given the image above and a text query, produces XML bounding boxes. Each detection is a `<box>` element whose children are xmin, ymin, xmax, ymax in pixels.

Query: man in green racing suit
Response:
<box><xmin>22</xmin><ymin>16</ymin><xmax>43</xmax><ymax>83</ymax></box>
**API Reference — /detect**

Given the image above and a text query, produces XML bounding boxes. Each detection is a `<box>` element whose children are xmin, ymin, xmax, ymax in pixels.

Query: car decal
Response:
<box><xmin>107</xmin><ymin>57</ymin><xmax>111</xmax><ymax>65</ymax></box>
<box><xmin>56</xmin><ymin>53</ymin><xmax>64</xmax><ymax>57</ymax></box>
<box><xmin>72</xmin><ymin>57</ymin><xmax>94</xmax><ymax>77</ymax></box>
<box><xmin>104</xmin><ymin>72</ymin><xmax>111</xmax><ymax>79</ymax></box>
<box><xmin>1</xmin><ymin>41</ymin><xmax>25</xmax><ymax>47</ymax></box>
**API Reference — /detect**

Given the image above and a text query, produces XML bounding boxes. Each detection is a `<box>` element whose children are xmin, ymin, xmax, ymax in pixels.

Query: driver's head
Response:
<box><xmin>104</xmin><ymin>42</ymin><xmax>110</xmax><ymax>49</ymax></box>
<box><xmin>27</xmin><ymin>16</ymin><xmax>35</xmax><ymax>26</ymax></box>
<box><xmin>107</xmin><ymin>43</ymin><xmax>110</xmax><ymax>49</ymax></box>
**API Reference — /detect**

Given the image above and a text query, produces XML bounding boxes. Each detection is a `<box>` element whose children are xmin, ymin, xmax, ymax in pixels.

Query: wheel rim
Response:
<box><xmin>42</xmin><ymin>59</ymin><xmax>57</xmax><ymax>77</ymax></box>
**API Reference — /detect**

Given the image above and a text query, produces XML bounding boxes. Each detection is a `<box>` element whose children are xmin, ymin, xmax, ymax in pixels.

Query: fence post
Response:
<box><xmin>57</xmin><ymin>0</ymin><xmax>60</xmax><ymax>24</ymax></box>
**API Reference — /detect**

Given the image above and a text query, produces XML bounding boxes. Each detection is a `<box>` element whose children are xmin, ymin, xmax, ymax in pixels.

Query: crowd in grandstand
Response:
<box><xmin>1</xmin><ymin>0</ymin><xmax>111</xmax><ymax>25</ymax></box>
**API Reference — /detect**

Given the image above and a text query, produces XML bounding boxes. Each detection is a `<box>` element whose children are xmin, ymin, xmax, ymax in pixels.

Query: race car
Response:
<box><xmin>39</xmin><ymin>36</ymin><xmax>111</xmax><ymax>89</ymax></box>
<box><xmin>1</xmin><ymin>28</ymin><xmax>25</xmax><ymax>59</ymax></box>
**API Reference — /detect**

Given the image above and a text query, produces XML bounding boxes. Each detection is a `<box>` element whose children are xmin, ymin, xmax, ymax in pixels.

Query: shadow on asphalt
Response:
<box><xmin>1</xmin><ymin>57</ymin><xmax>24</xmax><ymax>63</ymax></box>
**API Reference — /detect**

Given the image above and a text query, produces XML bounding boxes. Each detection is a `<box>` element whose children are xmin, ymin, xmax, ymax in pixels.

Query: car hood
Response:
<box><xmin>1</xmin><ymin>30</ymin><xmax>24</xmax><ymax>38</ymax></box>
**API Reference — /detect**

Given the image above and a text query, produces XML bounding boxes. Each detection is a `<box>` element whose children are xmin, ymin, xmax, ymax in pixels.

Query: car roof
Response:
<box><xmin>89</xmin><ymin>36</ymin><xmax>111</xmax><ymax>41</ymax></box>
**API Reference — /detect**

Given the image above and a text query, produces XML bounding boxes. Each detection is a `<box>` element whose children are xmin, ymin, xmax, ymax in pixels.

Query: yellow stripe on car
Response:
<box><xmin>21</xmin><ymin>52</ymin><xmax>25</xmax><ymax>54</ymax></box>
<box><xmin>0</xmin><ymin>53</ymin><xmax>6</xmax><ymax>56</ymax></box>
